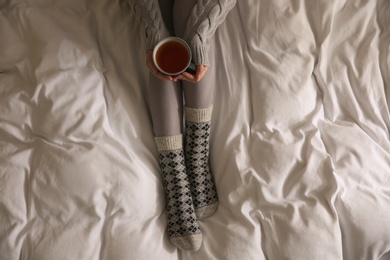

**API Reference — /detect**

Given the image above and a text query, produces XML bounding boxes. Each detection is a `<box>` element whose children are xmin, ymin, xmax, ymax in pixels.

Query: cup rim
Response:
<box><xmin>152</xmin><ymin>37</ymin><xmax>192</xmax><ymax>76</ymax></box>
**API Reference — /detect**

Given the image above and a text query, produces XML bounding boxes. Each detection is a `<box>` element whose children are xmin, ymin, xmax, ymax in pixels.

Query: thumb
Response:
<box><xmin>196</xmin><ymin>65</ymin><xmax>208</xmax><ymax>82</ymax></box>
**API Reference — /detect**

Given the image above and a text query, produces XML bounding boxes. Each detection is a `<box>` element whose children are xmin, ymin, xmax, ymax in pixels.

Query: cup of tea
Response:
<box><xmin>153</xmin><ymin>37</ymin><xmax>196</xmax><ymax>76</ymax></box>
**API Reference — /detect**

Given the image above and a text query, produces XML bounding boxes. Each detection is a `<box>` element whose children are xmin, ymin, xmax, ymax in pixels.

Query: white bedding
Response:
<box><xmin>1</xmin><ymin>0</ymin><xmax>390</xmax><ymax>259</ymax></box>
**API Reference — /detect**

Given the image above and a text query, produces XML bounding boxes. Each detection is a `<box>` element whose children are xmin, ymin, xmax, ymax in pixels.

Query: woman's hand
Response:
<box><xmin>177</xmin><ymin>65</ymin><xmax>208</xmax><ymax>83</ymax></box>
<box><xmin>146</xmin><ymin>49</ymin><xmax>178</xmax><ymax>82</ymax></box>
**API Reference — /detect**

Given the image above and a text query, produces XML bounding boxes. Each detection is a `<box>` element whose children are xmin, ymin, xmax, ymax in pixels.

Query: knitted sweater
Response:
<box><xmin>128</xmin><ymin>0</ymin><xmax>236</xmax><ymax>66</ymax></box>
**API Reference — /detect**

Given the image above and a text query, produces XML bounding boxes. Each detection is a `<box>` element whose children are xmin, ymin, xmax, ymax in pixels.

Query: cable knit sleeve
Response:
<box><xmin>183</xmin><ymin>0</ymin><xmax>237</xmax><ymax>66</ymax></box>
<box><xmin>127</xmin><ymin>0</ymin><xmax>170</xmax><ymax>50</ymax></box>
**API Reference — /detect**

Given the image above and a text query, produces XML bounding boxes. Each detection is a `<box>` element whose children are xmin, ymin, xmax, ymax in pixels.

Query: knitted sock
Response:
<box><xmin>155</xmin><ymin>134</ymin><xmax>202</xmax><ymax>252</ymax></box>
<box><xmin>185</xmin><ymin>106</ymin><xmax>218</xmax><ymax>219</ymax></box>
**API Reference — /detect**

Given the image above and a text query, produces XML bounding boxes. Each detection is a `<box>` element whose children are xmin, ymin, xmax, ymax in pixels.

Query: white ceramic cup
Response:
<box><xmin>153</xmin><ymin>37</ymin><xmax>196</xmax><ymax>76</ymax></box>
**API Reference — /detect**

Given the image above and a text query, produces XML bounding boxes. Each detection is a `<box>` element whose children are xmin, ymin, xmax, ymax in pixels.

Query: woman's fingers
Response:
<box><xmin>178</xmin><ymin>65</ymin><xmax>208</xmax><ymax>83</ymax></box>
<box><xmin>179</xmin><ymin>72</ymin><xmax>196</xmax><ymax>82</ymax></box>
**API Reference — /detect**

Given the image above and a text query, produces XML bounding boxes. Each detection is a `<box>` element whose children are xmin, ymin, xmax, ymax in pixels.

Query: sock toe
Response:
<box><xmin>170</xmin><ymin>233</ymin><xmax>203</xmax><ymax>252</ymax></box>
<box><xmin>195</xmin><ymin>202</ymin><xmax>218</xmax><ymax>220</ymax></box>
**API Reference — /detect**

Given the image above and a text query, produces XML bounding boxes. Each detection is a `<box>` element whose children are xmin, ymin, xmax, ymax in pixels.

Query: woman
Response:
<box><xmin>128</xmin><ymin>0</ymin><xmax>236</xmax><ymax>251</ymax></box>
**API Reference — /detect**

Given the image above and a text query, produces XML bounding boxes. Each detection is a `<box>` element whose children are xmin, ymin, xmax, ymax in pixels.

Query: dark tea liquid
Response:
<box><xmin>156</xmin><ymin>41</ymin><xmax>190</xmax><ymax>74</ymax></box>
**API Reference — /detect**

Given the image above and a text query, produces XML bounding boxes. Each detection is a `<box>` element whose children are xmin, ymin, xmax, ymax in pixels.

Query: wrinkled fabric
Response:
<box><xmin>0</xmin><ymin>0</ymin><xmax>389</xmax><ymax>259</ymax></box>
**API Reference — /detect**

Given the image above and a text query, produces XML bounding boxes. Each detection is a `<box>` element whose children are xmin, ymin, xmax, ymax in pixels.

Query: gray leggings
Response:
<box><xmin>149</xmin><ymin>0</ymin><xmax>215</xmax><ymax>137</ymax></box>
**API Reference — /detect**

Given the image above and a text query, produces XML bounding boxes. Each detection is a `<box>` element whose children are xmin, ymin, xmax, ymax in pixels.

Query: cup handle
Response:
<box><xmin>186</xmin><ymin>62</ymin><xmax>197</xmax><ymax>74</ymax></box>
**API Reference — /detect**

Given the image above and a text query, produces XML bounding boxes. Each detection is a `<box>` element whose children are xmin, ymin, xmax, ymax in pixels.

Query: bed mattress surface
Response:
<box><xmin>1</xmin><ymin>0</ymin><xmax>390</xmax><ymax>259</ymax></box>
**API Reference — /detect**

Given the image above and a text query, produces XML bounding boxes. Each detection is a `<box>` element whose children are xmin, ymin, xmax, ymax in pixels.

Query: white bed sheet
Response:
<box><xmin>1</xmin><ymin>0</ymin><xmax>390</xmax><ymax>259</ymax></box>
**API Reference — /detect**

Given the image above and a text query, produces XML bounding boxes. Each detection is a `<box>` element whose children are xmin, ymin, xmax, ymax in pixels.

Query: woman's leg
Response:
<box><xmin>149</xmin><ymin>58</ymin><xmax>203</xmax><ymax>254</ymax></box>
<box><xmin>148</xmin><ymin>75</ymin><xmax>183</xmax><ymax>137</ymax></box>
<box><xmin>173</xmin><ymin>0</ymin><xmax>219</xmax><ymax>219</ymax></box>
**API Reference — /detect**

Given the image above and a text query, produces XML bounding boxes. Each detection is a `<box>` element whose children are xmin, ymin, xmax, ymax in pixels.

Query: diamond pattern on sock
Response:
<box><xmin>185</xmin><ymin>121</ymin><xmax>218</xmax><ymax>210</ymax></box>
<box><xmin>159</xmin><ymin>149</ymin><xmax>201</xmax><ymax>239</ymax></box>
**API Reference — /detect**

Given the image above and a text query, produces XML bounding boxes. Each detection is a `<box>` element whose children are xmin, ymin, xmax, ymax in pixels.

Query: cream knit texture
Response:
<box><xmin>185</xmin><ymin>106</ymin><xmax>213</xmax><ymax>123</ymax></box>
<box><xmin>183</xmin><ymin>0</ymin><xmax>237</xmax><ymax>66</ymax></box>
<box><xmin>128</xmin><ymin>0</ymin><xmax>170</xmax><ymax>49</ymax></box>
<box><xmin>155</xmin><ymin>134</ymin><xmax>183</xmax><ymax>151</ymax></box>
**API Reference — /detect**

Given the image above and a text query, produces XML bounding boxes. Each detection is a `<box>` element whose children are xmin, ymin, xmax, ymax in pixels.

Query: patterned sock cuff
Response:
<box><xmin>155</xmin><ymin>134</ymin><xmax>183</xmax><ymax>151</ymax></box>
<box><xmin>185</xmin><ymin>106</ymin><xmax>213</xmax><ymax>123</ymax></box>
